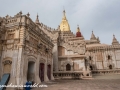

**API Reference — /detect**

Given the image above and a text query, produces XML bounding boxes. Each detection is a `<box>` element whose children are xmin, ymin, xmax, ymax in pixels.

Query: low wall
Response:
<box><xmin>53</xmin><ymin>71</ymin><xmax>83</xmax><ymax>79</ymax></box>
<box><xmin>92</xmin><ymin>69</ymin><xmax>120</xmax><ymax>75</ymax></box>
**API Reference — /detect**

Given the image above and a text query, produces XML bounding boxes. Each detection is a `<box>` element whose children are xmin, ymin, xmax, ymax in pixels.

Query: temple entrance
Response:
<box><xmin>66</xmin><ymin>64</ymin><xmax>71</xmax><ymax>71</ymax></box>
<box><xmin>109</xmin><ymin>65</ymin><xmax>112</xmax><ymax>69</ymax></box>
<box><xmin>27</xmin><ymin>61</ymin><xmax>35</xmax><ymax>82</ymax></box>
<box><xmin>47</xmin><ymin>64</ymin><xmax>51</xmax><ymax>80</ymax></box>
<box><xmin>39</xmin><ymin>63</ymin><xmax>44</xmax><ymax>82</ymax></box>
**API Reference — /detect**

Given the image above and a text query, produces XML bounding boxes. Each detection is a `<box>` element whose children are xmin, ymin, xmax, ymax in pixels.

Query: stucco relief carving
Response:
<box><xmin>78</xmin><ymin>42</ymin><xmax>86</xmax><ymax>55</ymax></box>
<box><xmin>6</xmin><ymin>44</ymin><xmax>14</xmax><ymax>49</ymax></box>
<box><xmin>25</xmin><ymin>46</ymin><xmax>38</xmax><ymax>55</ymax></box>
<box><xmin>3</xmin><ymin>60</ymin><xmax>12</xmax><ymax>65</ymax></box>
<box><xmin>63</xmin><ymin>60</ymin><xmax>73</xmax><ymax>66</ymax></box>
<box><xmin>40</xmin><ymin>58</ymin><xmax>46</xmax><ymax>63</ymax></box>
<box><xmin>47</xmin><ymin>60</ymin><xmax>52</xmax><ymax>65</ymax></box>
<box><xmin>61</xmin><ymin>40</ymin><xmax>86</xmax><ymax>55</ymax></box>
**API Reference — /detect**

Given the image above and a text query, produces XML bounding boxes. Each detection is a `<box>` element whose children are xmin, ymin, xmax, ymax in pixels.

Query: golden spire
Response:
<box><xmin>60</xmin><ymin>10</ymin><xmax>70</xmax><ymax>31</ymax></box>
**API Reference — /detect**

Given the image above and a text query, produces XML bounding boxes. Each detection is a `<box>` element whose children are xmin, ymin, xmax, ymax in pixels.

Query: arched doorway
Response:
<box><xmin>108</xmin><ymin>55</ymin><xmax>111</xmax><ymax>60</ymax></box>
<box><xmin>109</xmin><ymin>65</ymin><xmax>112</xmax><ymax>69</ymax></box>
<box><xmin>47</xmin><ymin>64</ymin><xmax>51</xmax><ymax>80</ymax></box>
<box><xmin>66</xmin><ymin>64</ymin><xmax>71</xmax><ymax>71</ymax></box>
<box><xmin>90</xmin><ymin>65</ymin><xmax>93</xmax><ymax>70</ymax></box>
<box><xmin>39</xmin><ymin>63</ymin><xmax>44</xmax><ymax>82</ymax></box>
<box><xmin>27</xmin><ymin>61</ymin><xmax>35</xmax><ymax>82</ymax></box>
<box><xmin>3</xmin><ymin>60</ymin><xmax>12</xmax><ymax>74</ymax></box>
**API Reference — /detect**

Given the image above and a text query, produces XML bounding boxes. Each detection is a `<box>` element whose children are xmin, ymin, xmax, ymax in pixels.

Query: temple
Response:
<box><xmin>0</xmin><ymin>10</ymin><xmax>120</xmax><ymax>90</ymax></box>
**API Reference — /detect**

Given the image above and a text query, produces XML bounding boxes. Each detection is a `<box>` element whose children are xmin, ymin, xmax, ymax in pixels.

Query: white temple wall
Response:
<box><xmin>65</xmin><ymin>49</ymin><xmax>74</xmax><ymax>55</ymax></box>
<box><xmin>73</xmin><ymin>58</ymin><xmax>85</xmax><ymax>71</ymax></box>
<box><xmin>96</xmin><ymin>62</ymin><xmax>103</xmax><ymax>69</ymax></box>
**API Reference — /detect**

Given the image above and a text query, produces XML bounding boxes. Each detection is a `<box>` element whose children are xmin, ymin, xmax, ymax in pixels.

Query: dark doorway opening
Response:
<box><xmin>108</xmin><ymin>55</ymin><xmax>111</xmax><ymax>60</ymax></box>
<box><xmin>47</xmin><ymin>64</ymin><xmax>51</xmax><ymax>80</ymax></box>
<box><xmin>39</xmin><ymin>63</ymin><xmax>44</xmax><ymax>82</ymax></box>
<box><xmin>89</xmin><ymin>56</ymin><xmax>92</xmax><ymax>60</ymax></box>
<box><xmin>90</xmin><ymin>65</ymin><xmax>93</xmax><ymax>70</ymax></box>
<box><xmin>27</xmin><ymin>61</ymin><xmax>35</xmax><ymax>82</ymax></box>
<box><xmin>109</xmin><ymin>65</ymin><xmax>112</xmax><ymax>69</ymax></box>
<box><xmin>66</xmin><ymin>64</ymin><xmax>71</xmax><ymax>71</ymax></box>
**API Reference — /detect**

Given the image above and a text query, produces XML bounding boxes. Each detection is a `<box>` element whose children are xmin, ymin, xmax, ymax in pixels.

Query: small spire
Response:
<box><xmin>57</xmin><ymin>25</ymin><xmax>60</xmax><ymax>30</ymax></box>
<box><xmin>77</xmin><ymin>25</ymin><xmax>80</xmax><ymax>32</ymax></box>
<box><xmin>19</xmin><ymin>11</ymin><xmax>22</xmax><ymax>15</ymax></box>
<box><xmin>113</xmin><ymin>34</ymin><xmax>115</xmax><ymax>38</ymax></box>
<box><xmin>6</xmin><ymin>14</ymin><xmax>9</xmax><ymax>19</ymax></box>
<box><xmin>90</xmin><ymin>30</ymin><xmax>96</xmax><ymax>40</ymax></box>
<box><xmin>27</xmin><ymin>12</ymin><xmax>30</xmax><ymax>17</ymax></box>
<box><xmin>112</xmin><ymin>34</ymin><xmax>119</xmax><ymax>45</ymax></box>
<box><xmin>35</xmin><ymin>13</ymin><xmax>39</xmax><ymax>24</ymax></box>
<box><xmin>97</xmin><ymin>36</ymin><xmax>100</xmax><ymax>43</ymax></box>
<box><xmin>62</xmin><ymin>9</ymin><xmax>66</xmax><ymax>20</ymax></box>
<box><xmin>76</xmin><ymin>25</ymin><xmax>82</xmax><ymax>37</ymax></box>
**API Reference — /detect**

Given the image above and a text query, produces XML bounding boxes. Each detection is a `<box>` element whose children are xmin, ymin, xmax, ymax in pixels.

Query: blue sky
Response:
<box><xmin>0</xmin><ymin>0</ymin><xmax>120</xmax><ymax>44</ymax></box>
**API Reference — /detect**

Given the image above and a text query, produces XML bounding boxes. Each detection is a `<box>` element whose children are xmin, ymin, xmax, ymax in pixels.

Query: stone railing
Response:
<box><xmin>40</xmin><ymin>23</ymin><xmax>59</xmax><ymax>32</ymax></box>
<box><xmin>53</xmin><ymin>71</ymin><xmax>83</xmax><ymax>79</ymax></box>
<box><xmin>92</xmin><ymin>69</ymin><xmax>120</xmax><ymax>74</ymax></box>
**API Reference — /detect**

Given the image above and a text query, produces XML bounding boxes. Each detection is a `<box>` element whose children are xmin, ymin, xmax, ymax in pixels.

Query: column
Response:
<box><xmin>8</xmin><ymin>50</ymin><xmax>18</xmax><ymax>85</ymax></box>
<box><xmin>35</xmin><ymin>54</ymin><xmax>41</xmax><ymax>83</ymax></box>
<box><xmin>51</xmin><ymin>57</ymin><xmax>54</xmax><ymax>80</ymax></box>
<box><xmin>52</xmin><ymin>42</ymin><xmax>58</xmax><ymax>72</ymax></box>
<box><xmin>44</xmin><ymin>59</ymin><xmax>49</xmax><ymax>82</ymax></box>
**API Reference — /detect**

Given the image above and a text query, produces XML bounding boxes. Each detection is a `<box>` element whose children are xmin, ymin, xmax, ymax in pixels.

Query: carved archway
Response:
<box><xmin>109</xmin><ymin>65</ymin><xmax>112</xmax><ymax>69</ymax></box>
<box><xmin>66</xmin><ymin>64</ymin><xmax>71</xmax><ymax>71</ymax></box>
<box><xmin>63</xmin><ymin>60</ymin><xmax>73</xmax><ymax>66</ymax></box>
<box><xmin>63</xmin><ymin>60</ymin><xmax>73</xmax><ymax>71</ymax></box>
<box><xmin>3</xmin><ymin>60</ymin><xmax>12</xmax><ymax>74</ymax></box>
<box><xmin>26</xmin><ymin>56</ymin><xmax>37</xmax><ymax>83</ymax></box>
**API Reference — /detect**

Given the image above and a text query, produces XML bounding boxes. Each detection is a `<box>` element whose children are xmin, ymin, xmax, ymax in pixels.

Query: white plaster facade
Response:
<box><xmin>0</xmin><ymin>12</ymin><xmax>54</xmax><ymax>90</ymax></box>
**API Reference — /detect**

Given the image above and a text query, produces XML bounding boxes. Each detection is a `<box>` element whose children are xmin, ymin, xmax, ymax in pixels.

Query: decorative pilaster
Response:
<box><xmin>44</xmin><ymin>60</ymin><xmax>49</xmax><ymax>82</ymax></box>
<box><xmin>53</xmin><ymin>42</ymin><xmax>58</xmax><ymax>72</ymax></box>
<box><xmin>51</xmin><ymin>57</ymin><xmax>54</xmax><ymax>80</ymax></box>
<box><xmin>16</xmin><ymin>47</ymin><xmax>23</xmax><ymax>89</ymax></box>
<box><xmin>36</xmin><ymin>54</ymin><xmax>41</xmax><ymax>83</ymax></box>
<box><xmin>16</xmin><ymin>26</ymin><xmax>25</xmax><ymax>89</ymax></box>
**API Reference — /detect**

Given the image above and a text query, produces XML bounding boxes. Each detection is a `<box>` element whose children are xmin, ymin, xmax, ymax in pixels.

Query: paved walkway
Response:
<box><xmin>33</xmin><ymin>74</ymin><xmax>120</xmax><ymax>90</ymax></box>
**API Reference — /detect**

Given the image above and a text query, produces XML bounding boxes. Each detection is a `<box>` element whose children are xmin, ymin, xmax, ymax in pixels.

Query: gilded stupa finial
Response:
<box><xmin>60</xmin><ymin>9</ymin><xmax>70</xmax><ymax>31</ymax></box>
